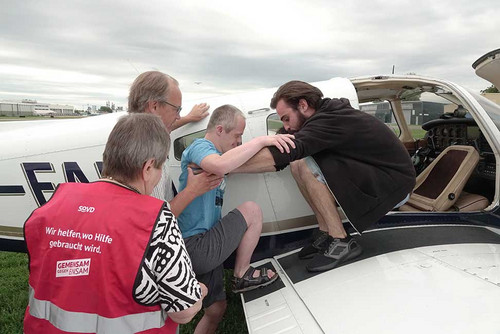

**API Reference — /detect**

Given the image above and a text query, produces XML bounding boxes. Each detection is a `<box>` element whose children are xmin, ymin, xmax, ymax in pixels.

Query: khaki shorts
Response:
<box><xmin>304</xmin><ymin>156</ymin><xmax>327</xmax><ymax>184</ymax></box>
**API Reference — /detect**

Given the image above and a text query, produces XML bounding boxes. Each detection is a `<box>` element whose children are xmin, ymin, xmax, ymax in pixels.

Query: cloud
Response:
<box><xmin>0</xmin><ymin>0</ymin><xmax>498</xmax><ymax>107</ymax></box>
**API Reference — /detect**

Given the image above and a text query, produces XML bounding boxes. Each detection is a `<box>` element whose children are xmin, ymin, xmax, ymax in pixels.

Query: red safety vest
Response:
<box><xmin>24</xmin><ymin>181</ymin><xmax>179</xmax><ymax>334</ymax></box>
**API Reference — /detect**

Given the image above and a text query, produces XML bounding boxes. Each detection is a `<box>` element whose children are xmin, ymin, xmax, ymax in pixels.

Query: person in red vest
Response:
<box><xmin>24</xmin><ymin>113</ymin><xmax>207</xmax><ymax>334</ymax></box>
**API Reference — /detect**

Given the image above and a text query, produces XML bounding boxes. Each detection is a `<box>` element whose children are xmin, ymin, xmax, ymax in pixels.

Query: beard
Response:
<box><xmin>287</xmin><ymin>112</ymin><xmax>307</xmax><ymax>134</ymax></box>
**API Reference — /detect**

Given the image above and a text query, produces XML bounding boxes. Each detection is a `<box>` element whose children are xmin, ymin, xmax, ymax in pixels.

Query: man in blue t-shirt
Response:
<box><xmin>178</xmin><ymin>138</ymin><xmax>226</xmax><ymax>239</ymax></box>
<box><xmin>177</xmin><ymin>104</ymin><xmax>295</xmax><ymax>333</ymax></box>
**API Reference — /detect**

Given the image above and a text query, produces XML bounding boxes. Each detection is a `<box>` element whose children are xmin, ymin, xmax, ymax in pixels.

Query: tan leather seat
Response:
<box><xmin>449</xmin><ymin>191</ymin><xmax>489</xmax><ymax>212</ymax></box>
<box><xmin>399</xmin><ymin>145</ymin><xmax>488</xmax><ymax>212</ymax></box>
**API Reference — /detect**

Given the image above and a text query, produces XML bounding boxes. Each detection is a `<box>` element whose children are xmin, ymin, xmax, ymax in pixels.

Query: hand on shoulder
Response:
<box><xmin>259</xmin><ymin>134</ymin><xmax>295</xmax><ymax>153</ymax></box>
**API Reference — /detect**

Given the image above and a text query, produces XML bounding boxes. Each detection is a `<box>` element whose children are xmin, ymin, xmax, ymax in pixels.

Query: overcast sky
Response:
<box><xmin>1</xmin><ymin>0</ymin><xmax>498</xmax><ymax>108</ymax></box>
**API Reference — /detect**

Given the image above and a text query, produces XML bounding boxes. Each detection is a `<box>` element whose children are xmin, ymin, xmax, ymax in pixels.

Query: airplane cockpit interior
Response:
<box><xmin>353</xmin><ymin>78</ymin><xmax>497</xmax><ymax>213</ymax></box>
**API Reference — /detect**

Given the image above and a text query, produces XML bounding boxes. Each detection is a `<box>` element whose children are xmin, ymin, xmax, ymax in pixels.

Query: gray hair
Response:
<box><xmin>102</xmin><ymin>113</ymin><xmax>170</xmax><ymax>182</ymax></box>
<box><xmin>206</xmin><ymin>104</ymin><xmax>245</xmax><ymax>132</ymax></box>
<box><xmin>128</xmin><ymin>71</ymin><xmax>179</xmax><ymax>113</ymax></box>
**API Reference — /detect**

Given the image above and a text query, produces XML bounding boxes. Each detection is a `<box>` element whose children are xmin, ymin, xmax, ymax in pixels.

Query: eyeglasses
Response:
<box><xmin>160</xmin><ymin>100</ymin><xmax>182</xmax><ymax>115</ymax></box>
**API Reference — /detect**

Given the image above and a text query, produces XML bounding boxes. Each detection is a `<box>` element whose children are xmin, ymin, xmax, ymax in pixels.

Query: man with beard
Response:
<box><xmin>235</xmin><ymin>80</ymin><xmax>415</xmax><ymax>272</ymax></box>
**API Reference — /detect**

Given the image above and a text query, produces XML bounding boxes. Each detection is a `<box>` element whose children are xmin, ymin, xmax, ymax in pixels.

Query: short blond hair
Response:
<box><xmin>206</xmin><ymin>104</ymin><xmax>245</xmax><ymax>132</ymax></box>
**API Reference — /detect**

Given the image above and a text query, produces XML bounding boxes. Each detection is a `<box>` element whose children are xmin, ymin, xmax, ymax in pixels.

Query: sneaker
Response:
<box><xmin>306</xmin><ymin>235</ymin><xmax>362</xmax><ymax>272</ymax></box>
<box><xmin>298</xmin><ymin>230</ymin><xmax>329</xmax><ymax>259</ymax></box>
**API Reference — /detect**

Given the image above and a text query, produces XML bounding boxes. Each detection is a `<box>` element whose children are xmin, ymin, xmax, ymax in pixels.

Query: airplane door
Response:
<box><xmin>260</xmin><ymin>113</ymin><xmax>315</xmax><ymax>230</ymax></box>
<box><xmin>239</xmin><ymin>91</ymin><xmax>315</xmax><ymax>232</ymax></box>
<box><xmin>223</xmin><ymin>92</ymin><xmax>279</xmax><ymax>229</ymax></box>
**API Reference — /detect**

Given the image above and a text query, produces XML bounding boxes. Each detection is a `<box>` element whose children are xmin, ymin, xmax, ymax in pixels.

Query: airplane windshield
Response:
<box><xmin>468</xmin><ymin>90</ymin><xmax>500</xmax><ymax>131</ymax></box>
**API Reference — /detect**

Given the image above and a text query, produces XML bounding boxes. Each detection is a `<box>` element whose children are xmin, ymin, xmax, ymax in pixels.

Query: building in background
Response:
<box><xmin>361</xmin><ymin>101</ymin><xmax>446</xmax><ymax>126</ymax></box>
<box><xmin>361</xmin><ymin>93</ymin><xmax>499</xmax><ymax>127</ymax></box>
<box><xmin>0</xmin><ymin>100</ymin><xmax>75</xmax><ymax>117</ymax></box>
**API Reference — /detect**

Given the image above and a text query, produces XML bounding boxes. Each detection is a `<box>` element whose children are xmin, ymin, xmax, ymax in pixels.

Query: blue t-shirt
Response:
<box><xmin>177</xmin><ymin>138</ymin><xmax>226</xmax><ymax>238</ymax></box>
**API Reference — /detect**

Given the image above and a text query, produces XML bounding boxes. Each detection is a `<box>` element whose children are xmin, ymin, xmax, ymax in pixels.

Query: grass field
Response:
<box><xmin>408</xmin><ymin>125</ymin><xmax>427</xmax><ymax>140</ymax></box>
<box><xmin>0</xmin><ymin>252</ymin><xmax>29</xmax><ymax>334</ymax></box>
<box><xmin>0</xmin><ymin>251</ymin><xmax>247</xmax><ymax>334</ymax></box>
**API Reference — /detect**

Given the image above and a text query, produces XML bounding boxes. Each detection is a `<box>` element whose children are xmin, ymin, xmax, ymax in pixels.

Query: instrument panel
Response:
<box><xmin>426</xmin><ymin>124</ymin><xmax>483</xmax><ymax>150</ymax></box>
<box><xmin>425</xmin><ymin>122</ymin><xmax>496</xmax><ymax>179</ymax></box>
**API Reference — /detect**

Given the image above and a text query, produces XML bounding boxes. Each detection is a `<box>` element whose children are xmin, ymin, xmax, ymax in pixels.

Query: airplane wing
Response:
<box><xmin>242</xmin><ymin>224</ymin><xmax>500</xmax><ymax>333</ymax></box>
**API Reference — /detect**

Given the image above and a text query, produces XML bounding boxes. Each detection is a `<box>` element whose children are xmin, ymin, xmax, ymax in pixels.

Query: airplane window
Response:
<box><xmin>267</xmin><ymin>113</ymin><xmax>283</xmax><ymax>135</ymax></box>
<box><xmin>173</xmin><ymin>129</ymin><xmax>206</xmax><ymax>161</ymax></box>
<box><xmin>467</xmin><ymin>90</ymin><xmax>500</xmax><ymax>131</ymax></box>
<box><xmin>409</xmin><ymin>93</ymin><xmax>459</xmax><ymax>141</ymax></box>
<box><xmin>359</xmin><ymin>102</ymin><xmax>401</xmax><ymax>137</ymax></box>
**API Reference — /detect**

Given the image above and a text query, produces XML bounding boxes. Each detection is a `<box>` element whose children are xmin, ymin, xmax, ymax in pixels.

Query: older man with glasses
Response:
<box><xmin>162</xmin><ymin>100</ymin><xmax>182</xmax><ymax>116</ymax></box>
<box><xmin>128</xmin><ymin>70</ymin><xmax>223</xmax><ymax>217</ymax></box>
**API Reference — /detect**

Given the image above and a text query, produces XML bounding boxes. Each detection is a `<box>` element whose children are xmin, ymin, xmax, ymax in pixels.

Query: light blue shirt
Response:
<box><xmin>177</xmin><ymin>138</ymin><xmax>226</xmax><ymax>238</ymax></box>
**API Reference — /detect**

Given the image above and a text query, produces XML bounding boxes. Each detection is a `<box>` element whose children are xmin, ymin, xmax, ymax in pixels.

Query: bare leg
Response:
<box><xmin>290</xmin><ymin>160</ymin><xmax>328</xmax><ymax>232</ymax></box>
<box><xmin>233</xmin><ymin>201</ymin><xmax>274</xmax><ymax>279</ymax></box>
<box><xmin>291</xmin><ymin>160</ymin><xmax>330</xmax><ymax>259</ymax></box>
<box><xmin>290</xmin><ymin>160</ymin><xmax>346</xmax><ymax>238</ymax></box>
<box><xmin>194</xmin><ymin>300</ymin><xmax>227</xmax><ymax>334</ymax></box>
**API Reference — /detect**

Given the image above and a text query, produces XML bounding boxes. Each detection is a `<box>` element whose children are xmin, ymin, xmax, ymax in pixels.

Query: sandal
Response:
<box><xmin>232</xmin><ymin>266</ymin><xmax>279</xmax><ymax>293</ymax></box>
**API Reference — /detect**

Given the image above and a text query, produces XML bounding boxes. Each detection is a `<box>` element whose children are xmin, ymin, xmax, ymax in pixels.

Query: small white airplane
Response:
<box><xmin>1</xmin><ymin>49</ymin><xmax>499</xmax><ymax>333</ymax></box>
<box><xmin>32</xmin><ymin>110</ymin><xmax>55</xmax><ymax>117</ymax></box>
